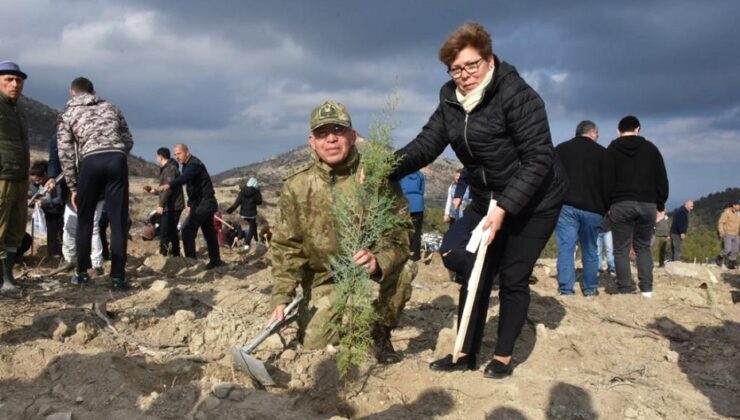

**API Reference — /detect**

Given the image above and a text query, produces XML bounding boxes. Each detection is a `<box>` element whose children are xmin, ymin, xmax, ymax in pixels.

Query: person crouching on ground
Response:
<box><xmin>266</xmin><ymin>100</ymin><xmax>413</xmax><ymax>363</ymax></box>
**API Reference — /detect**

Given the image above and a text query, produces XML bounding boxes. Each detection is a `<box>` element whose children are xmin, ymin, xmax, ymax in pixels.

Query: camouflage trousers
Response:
<box><xmin>0</xmin><ymin>180</ymin><xmax>27</xmax><ymax>259</ymax></box>
<box><xmin>299</xmin><ymin>260</ymin><xmax>417</xmax><ymax>349</ymax></box>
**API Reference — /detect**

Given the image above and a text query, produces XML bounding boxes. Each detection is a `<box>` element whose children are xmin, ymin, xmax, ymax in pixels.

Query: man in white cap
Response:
<box><xmin>0</xmin><ymin>61</ymin><xmax>29</xmax><ymax>294</ymax></box>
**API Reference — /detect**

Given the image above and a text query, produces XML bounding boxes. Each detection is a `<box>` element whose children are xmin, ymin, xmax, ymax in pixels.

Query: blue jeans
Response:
<box><xmin>556</xmin><ymin>205</ymin><xmax>603</xmax><ymax>294</ymax></box>
<box><xmin>597</xmin><ymin>231</ymin><xmax>615</xmax><ymax>272</ymax></box>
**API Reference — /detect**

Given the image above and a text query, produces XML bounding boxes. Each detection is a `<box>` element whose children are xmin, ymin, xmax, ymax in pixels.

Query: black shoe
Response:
<box><xmin>206</xmin><ymin>260</ymin><xmax>224</xmax><ymax>270</ymax></box>
<box><xmin>715</xmin><ymin>255</ymin><xmax>724</xmax><ymax>267</ymax></box>
<box><xmin>429</xmin><ymin>354</ymin><xmax>477</xmax><ymax>372</ymax></box>
<box><xmin>729</xmin><ymin>260</ymin><xmax>737</xmax><ymax>270</ymax></box>
<box><xmin>94</xmin><ymin>267</ymin><xmax>105</xmax><ymax>276</ymax></box>
<box><xmin>111</xmin><ymin>277</ymin><xmax>131</xmax><ymax>291</ymax></box>
<box><xmin>372</xmin><ymin>325</ymin><xmax>401</xmax><ymax>364</ymax></box>
<box><xmin>483</xmin><ymin>358</ymin><xmax>513</xmax><ymax>378</ymax></box>
<box><xmin>71</xmin><ymin>272</ymin><xmax>90</xmax><ymax>285</ymax></box>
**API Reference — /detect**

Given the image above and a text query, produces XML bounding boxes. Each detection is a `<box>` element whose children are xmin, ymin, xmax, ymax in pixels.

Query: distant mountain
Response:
<box><xmin>212</xmin><ymin>140</ymin><xmax>461</xmax><ymax>208</ymax></box>
<box><xmin>19</xmin><ymin>95</ymin><xmax>158</xmax><ymax>177</ymax></box>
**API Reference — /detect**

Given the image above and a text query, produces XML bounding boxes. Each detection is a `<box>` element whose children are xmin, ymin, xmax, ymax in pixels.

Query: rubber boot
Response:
<box><xmin>1</xmin><ymin>257</ymin><xmax>19</xmax><ymax>294</ymax></box>
<box><xmin>372</xmin><ymin>324</ymin><xmax>401</xmax><ymax>364</ymax></box>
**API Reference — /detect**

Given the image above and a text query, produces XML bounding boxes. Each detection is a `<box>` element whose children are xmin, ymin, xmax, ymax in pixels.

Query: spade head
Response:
<box><xmin>231</xmin><ymin>347</ymin><xmax>276</xmax><ymax>387</ymax></box>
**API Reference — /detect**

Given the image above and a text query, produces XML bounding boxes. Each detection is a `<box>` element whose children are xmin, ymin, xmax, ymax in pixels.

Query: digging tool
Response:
<box><xmin>214</xmin><ymin>214</ymin><xmax>234</xmax><ymax>230</ymax></box>
<box><xmin>452</xmin><ymin>199</ymin><xmax>497</xmax><ymax>363</ymax></box>
<box><xmin>232</xmin><ymin>294</ymin><xmax>303</xmax><ymax>386</ymax></box>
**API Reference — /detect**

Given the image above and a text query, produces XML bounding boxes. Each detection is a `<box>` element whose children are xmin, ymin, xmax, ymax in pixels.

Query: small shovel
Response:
<box><xmin>232</xmin><ymin>294</ymin><xmax>302</xmax><ymax>386</ymax></box>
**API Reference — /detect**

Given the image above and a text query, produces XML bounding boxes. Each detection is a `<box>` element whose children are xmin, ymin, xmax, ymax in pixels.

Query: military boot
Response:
<box><xmin>372</xmin><ymin>324</ymin><xmax>401</xmax><ymax>364</ymax></box>
<box><xmin>1</xmin><ymin>257</ymin><xmax>19</xmax><ymax>294</ymax></box>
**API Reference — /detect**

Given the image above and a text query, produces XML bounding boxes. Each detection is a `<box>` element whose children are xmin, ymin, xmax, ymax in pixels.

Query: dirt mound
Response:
<box><xmin>1</xmin><ymin>232</ymin><xmax>739</xmax><ymax>419</ymax></box>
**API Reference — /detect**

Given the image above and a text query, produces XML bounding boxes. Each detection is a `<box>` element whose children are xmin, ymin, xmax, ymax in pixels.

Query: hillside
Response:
<box><xmin>19</xmin><ymin>95</ymin><xmax>158</xmax><ymax>178</ymax></box>
<box><xmin>213</xmin><ymin>140</ymin><xmax>461</xmax><ymax>209</ymax></box>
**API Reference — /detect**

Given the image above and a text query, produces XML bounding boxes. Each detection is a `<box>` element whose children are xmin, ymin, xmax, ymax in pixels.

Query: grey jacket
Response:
<box><xmin>57</xmin><ymin>93</ymin><xmax>133</xmax><ymax>191</ymax></box>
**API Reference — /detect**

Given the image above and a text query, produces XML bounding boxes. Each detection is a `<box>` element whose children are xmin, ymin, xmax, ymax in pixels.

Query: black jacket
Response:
<box><xmin>555</xmin><ymin>136</ymin><xmax>607</xmax><ymax>215</ymax></box>
<box><xmin>158</xmin><ymin>158</ymin><xmax>185</xmax><ymax>212</ymax></box>
<box><xmin>603</xmin><ymin>135</ymin><xmax>669</xmax><ymax>211</ymax></box>
<box><xmin>670</xmin><ymin>206</ymin><xmax>689</xmax><ymax>235</ymax></box>
<box><xmin>169</xmin><ymin>155</ymin><xmax>217</xmax><ymax>211</ymax></box>
<box><xmin>226</xmin><ymin>186</ymin><xmax>262</xmax><ymax>218</ymax></box>
<box><xmin>391</xmin><ymin>57</ymin><xmax>567</xmax><ymax>216</ymax></box>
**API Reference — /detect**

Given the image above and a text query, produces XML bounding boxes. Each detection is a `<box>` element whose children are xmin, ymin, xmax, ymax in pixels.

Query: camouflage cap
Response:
<box><xmin>310</xmin><ymin>100</ymin><xmax>352</xmax><ymax>131</ymax></box>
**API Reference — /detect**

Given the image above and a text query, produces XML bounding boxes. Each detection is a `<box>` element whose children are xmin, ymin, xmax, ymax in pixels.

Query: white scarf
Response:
<box><xmin>456</xmin><ymin>66</ymin><xmax>494</xmax><ymax>114</ymax></box>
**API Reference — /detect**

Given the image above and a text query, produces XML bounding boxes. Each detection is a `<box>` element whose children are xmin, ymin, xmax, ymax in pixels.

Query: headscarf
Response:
<box><xmin>246</xmin><ymin>177</ymin><xmax>258</xmax><ymax>188</ymax></box>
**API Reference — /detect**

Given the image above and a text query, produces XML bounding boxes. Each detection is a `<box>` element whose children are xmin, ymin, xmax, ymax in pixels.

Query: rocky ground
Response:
<box><xmin>0</xmin><ymin>178</ymin><xmax>738</xmax><ymax>419</ymax></box>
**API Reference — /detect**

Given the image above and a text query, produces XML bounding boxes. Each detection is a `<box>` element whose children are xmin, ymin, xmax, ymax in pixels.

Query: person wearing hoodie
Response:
<box><xmin>57</xmin><ymin>77</ymin><xmax>133</xmax><ymax>290</ymax></box>
<box><xmin>388</xmin><ymin>23</ymin><xmax>567</xmax><ymax>378</ymax></box>
<box><xmin>603</xmin><ymin>115</ymin><xmax>669</xmax><ymax>298</ymax></box>
<box><xmin>144</xmin><ymin>147</ymin><xmax>185</xmax><ymax>256</ymax></box>
<box><xmin>226</xmin><ymin>177</ymin><xmax>263</xmax><ymax>250</ymax></box>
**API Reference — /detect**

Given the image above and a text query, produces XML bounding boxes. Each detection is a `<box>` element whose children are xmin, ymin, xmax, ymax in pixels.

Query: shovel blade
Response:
<box><xmin>231</xmin><ymin>347</ymin><xmax>275</xmax><ymax>387</ymax></box>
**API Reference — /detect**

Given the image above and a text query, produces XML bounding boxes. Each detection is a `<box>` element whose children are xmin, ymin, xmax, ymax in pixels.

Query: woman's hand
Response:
<box><xmin>353</xmin><ymin>249</ymin><xmax>378</xmax><ymax>275</ymax></box>
<box><xmin>481</xmin><ymin>206</ymin><xmax>507</xmax><ymax>245</ymax></box>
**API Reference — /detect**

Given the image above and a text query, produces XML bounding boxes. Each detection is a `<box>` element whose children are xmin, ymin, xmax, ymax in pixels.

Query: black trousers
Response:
<box><xmin>439</xmin><ymin>205</ymin><xmax>559</xmax><ymax>357</ymax></box>
<box><xmin>76</xmin><ymin>152</ymin><xmax>129</xmax><ymax>279</ymax></box>
<box><xmin>181</xmin><ymin>201</ymin><xmax>220</xmax><ymax>263</ymax></box>
<box><xmin>243</xmin><ymin>216</ymin><xmax>257</xmax><ymax>247</ymax></box>
<box><xmin>410</xmin><ymin>211</ymin><xmax>424</xmax><ymax>261</ymax></box>
<box><xmin>98</xmin><ymin>209</ymin><xmax>109</xmax><ymax>260</ymax></box>
<box><xmin>610</xmin><ymin>201</ymin><xmax>656</xmax><ymax>293</ymax></box>
<box><xmin>159</xmin><ymin>210</ymin><xmax>182</xmax><ymax>256</ymax></box>
<box><xmin>45</xmin><ymin>212</ymin><xmax>63</xmax><ymax>256</ymax></box>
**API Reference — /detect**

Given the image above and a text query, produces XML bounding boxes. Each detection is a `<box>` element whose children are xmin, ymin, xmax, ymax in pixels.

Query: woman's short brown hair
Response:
<box><xmin>438</xmin><ymin>22</ymin><xmax>493</xmax><ymax>67</ymax></box>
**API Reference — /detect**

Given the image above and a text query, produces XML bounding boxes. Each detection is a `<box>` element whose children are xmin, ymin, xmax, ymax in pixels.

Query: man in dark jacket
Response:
<box><xmin>554</xmin><ymin>120</ymin><xmax>607</xmax><ymax>296</ymax></box>
<box><xmin>670</xmin><ymin>200</ymin><xmax>693</xmax><ymax>262</ymax></box>
<box><xmin>160</xmin><ymin>144</ymin><xmax>222</xmax><ymax>269</ymax></box>
<box><xmin>604</xmin><ymin>116</ymin><xmax>669</xmax><ymax>297</ymax></box>
<box><xmin>0</xmin><ymin>61</ymin><xmax>29</xmax><ymax>294</ymax></box>
<box><xmin>145</xmin><ymin>147</ymin><xmax>185</xmax><ymax>256</ymax></box>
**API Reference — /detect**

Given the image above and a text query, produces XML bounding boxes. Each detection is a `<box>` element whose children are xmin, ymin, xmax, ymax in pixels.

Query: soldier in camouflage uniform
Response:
<box><xmin>0</xmin><ymin>61</ymin><xmax>29</xmax><ymax>295</ymax></box>
<box><xmin>57</xmin><ymin>77</ymin><xmax>133</xmax><ymax>290</ymax></box>
<box><xmin>268</xmin><ymin>100</ymin><xmax>414</xmax><ymax>363</ymax></box>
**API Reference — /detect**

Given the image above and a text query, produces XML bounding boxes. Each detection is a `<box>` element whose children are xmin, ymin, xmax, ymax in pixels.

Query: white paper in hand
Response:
<box><xmin>466</xmin><ymin>217</ymin><xmax>491</xmax><ymax>253</ymax></box>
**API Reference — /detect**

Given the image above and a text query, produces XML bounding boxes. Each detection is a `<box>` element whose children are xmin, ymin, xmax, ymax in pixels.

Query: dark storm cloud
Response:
<box><xmin>1</xmin><ymin>0</ymin><xmax>737</xmax><ymax>200</ymax></box>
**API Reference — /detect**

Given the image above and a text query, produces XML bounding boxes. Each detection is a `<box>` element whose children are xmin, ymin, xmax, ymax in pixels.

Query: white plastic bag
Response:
<box><xmin>32</xmin><ymin>204</ymin><xmax>47</xmax><ymax>237</ymax></box>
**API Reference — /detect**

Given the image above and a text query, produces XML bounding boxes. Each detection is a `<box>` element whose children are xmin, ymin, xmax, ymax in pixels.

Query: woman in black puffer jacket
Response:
<box><xmin>391</xmin><ymin>22</ymin><xmax>566</xmax><ymax>378</ymax></box>
<box><xmin>226</xmin><ymin>177</ymin><xmax>262</xmax><ymax>249</ymax></box>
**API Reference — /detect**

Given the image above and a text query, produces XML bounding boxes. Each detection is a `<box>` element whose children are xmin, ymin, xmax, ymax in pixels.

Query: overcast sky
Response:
<box><xmin>3</xmin><ymin>0</ymin><xmax>738</xmax><ymax>208</ymax></box>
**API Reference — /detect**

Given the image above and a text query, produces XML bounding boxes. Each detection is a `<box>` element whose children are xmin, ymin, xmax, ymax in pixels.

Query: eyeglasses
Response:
<box><xmin>447</xmin><ymin>57</ymin><xmax>485</xmax><ymax>79</ymax></box>
<box><xmin>312</xmin><ymin>125</ymin><xmax>349</xmax><ymax>139</ymax></box>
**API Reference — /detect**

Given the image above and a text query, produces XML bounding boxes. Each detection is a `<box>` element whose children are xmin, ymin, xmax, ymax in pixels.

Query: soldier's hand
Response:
<box><xmin>267</xmin><ymin>304</ymin><xmax>287</xmax><ymax>326</ymax></box>
<box><xmin>353</xmin><ymin>249</ymin><xmax>378</xmax><ymax>275</ymax></box>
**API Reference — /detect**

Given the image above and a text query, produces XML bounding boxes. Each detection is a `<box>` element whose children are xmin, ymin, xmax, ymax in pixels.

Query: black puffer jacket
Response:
<box><xmin>226</xmin><ymin>186</ymin><xmax>262</xmax><ymax>218</ymax></box>
<box><xmin>392</xmin><ymin>57</ymin><xmax>567</xmax><ymax>217</ymax></box>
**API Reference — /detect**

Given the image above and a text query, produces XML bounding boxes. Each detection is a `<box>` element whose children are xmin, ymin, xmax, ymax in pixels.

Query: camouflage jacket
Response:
<box><xmin>57</xmin><ymin>93</ymin><xmax>133</xmax><ymax>191</ymax></box>
<box><xmin>270</xmin><ymin>147</ymin><xmax>411</xmax><ymax>308</ymax></box>
<box><xmin>0</xmin><ymin>93</ymin><xmax>29</xmax><ymax>181</ymax></box>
